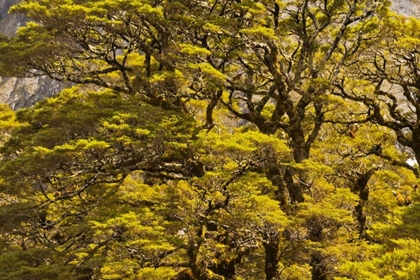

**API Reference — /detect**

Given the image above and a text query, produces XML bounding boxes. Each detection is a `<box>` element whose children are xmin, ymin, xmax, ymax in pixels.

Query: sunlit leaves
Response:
<box><xmin>1</xmin><ymin>0</ymin><xmax>420</xmax><ymax>279</ymax></box>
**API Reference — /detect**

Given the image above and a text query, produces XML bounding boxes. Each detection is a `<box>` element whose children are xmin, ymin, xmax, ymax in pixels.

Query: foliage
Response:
<box><xmin>0</xmin><ymin>0</ymin><xmax>420</xmax><ymax>280</ymax></box>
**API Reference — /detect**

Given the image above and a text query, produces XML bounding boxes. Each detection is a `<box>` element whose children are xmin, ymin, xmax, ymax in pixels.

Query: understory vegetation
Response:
<box><xmin>1</xmin><ymin>0</ymin><xmax>420</xmax><ymax>279</ymax></box>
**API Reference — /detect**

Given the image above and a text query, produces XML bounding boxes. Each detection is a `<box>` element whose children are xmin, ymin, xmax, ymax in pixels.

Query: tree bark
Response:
<box><xmin>263</xmin><ymin>233</ymin><xmax>281</xmax><ymax>280</ymax></box>
<box><xmin>352</xmin><ymin>168</ymin><xmax>377</xmax><ymax>239</ymax></box>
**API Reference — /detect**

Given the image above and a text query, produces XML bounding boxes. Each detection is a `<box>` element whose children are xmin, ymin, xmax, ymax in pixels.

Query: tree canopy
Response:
<box><xmin>1</xmin><ymin>0</ymin><xmax>420</xmax><ymax>279</ymax></box>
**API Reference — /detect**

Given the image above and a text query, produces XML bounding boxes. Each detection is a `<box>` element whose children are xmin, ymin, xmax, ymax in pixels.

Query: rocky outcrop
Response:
<box><xmin>0</xmin><ymin>76</ymin><xmax>64</xmax><ymax>109</ymax></box>
<box><xmin>0</xmin><ymin>0</ymin><xmax>64</xmax><ymax>109</ymax></box>
<box><xmin>393</xmin><ymin>0</ymin><xmax>420</xmax><ymax>17</ymax></box>
<box><xmin>0</xmin><ymin>0</ymin><xmax>24</xmax><ymax>36</ymax></box>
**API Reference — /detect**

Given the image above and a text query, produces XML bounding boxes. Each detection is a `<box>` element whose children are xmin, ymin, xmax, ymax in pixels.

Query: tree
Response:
<box><xmin>1</xmin><ymin>0</ymin><xmax>392</xmax><ymax>150</ymax></box>
<box><xmin>0</xmin><ymin>87</ymin><xmax>197</xmax><ymax>279</ymax></box>
<box><xmin>1</xmin><ymin>1</ymin><xmax>420</xmax><ymax>280</ymax></box>
<box><xmin>0</xmin><ymin>88</ymin><xmax>294</xmax><ymax>279</ymax></box>
<box><xmin>334</xmin><ymin>12</ymin><xmax>420</xmax><ymax>174</ymax></box>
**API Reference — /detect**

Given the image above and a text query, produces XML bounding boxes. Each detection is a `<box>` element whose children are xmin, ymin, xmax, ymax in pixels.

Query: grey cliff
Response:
<box><xmin>0</xmin><ymin>0</ymin><xmax>64</xmax><ymax>109</ymax></box>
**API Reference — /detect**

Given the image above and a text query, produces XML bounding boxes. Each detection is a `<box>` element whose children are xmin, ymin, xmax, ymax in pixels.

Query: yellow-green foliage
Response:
<box><xmin>1</xmin><ymin>0</ymin><xmax>420</xmax><ymax>279</ymax></box>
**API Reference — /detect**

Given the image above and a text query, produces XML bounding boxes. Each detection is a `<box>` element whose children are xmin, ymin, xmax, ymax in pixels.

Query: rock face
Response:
<box><xmin>0</xmin><ymin>0</ymin><xmax>24</xmax><ymax>36</ymax></box>
<box><xmin>0</xmin><ymin>0</ymin><xmax>419</xmax><ymax>109</ymax></box>
<box><xmin>393</xmin><ymin>0</ymin><xmax>420</xmax><ymax>17</ymax></box>
<box><xmin>0</xmin><ymin>0</ymin><xmax>64</xmax><ymax>109</ymax></box>
<box><xmin>0</xmin><ymin>77</ymin><xmax>64</xmax><ymax>109</ymax></box>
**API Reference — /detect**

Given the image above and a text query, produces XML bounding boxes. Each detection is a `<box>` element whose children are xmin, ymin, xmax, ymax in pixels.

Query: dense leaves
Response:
<box><xmin>1</xmin><ymin>0</ymin><xmax>420</xmax><ymax>279</ymax></box>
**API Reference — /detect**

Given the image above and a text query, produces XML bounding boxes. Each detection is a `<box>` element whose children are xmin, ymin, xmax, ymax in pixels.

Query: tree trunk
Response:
<box><xmin>310</xmin><ymin>251</ymin><xmax>328</xmax><ymax>280</ymax></box>
<box><xmin>263</xmin><ymin>232</ymin><xmax>281</xmax><ymax>280</ymax></box>
<box><xmin>352</xmin><ymin>168</ymin><xmax>377</xmax><ymax>239</ymax></box>
<box><xmin>412</xmin><ymin>125</ymin><xmax>420</xmax><ymax>168</ymax></box>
